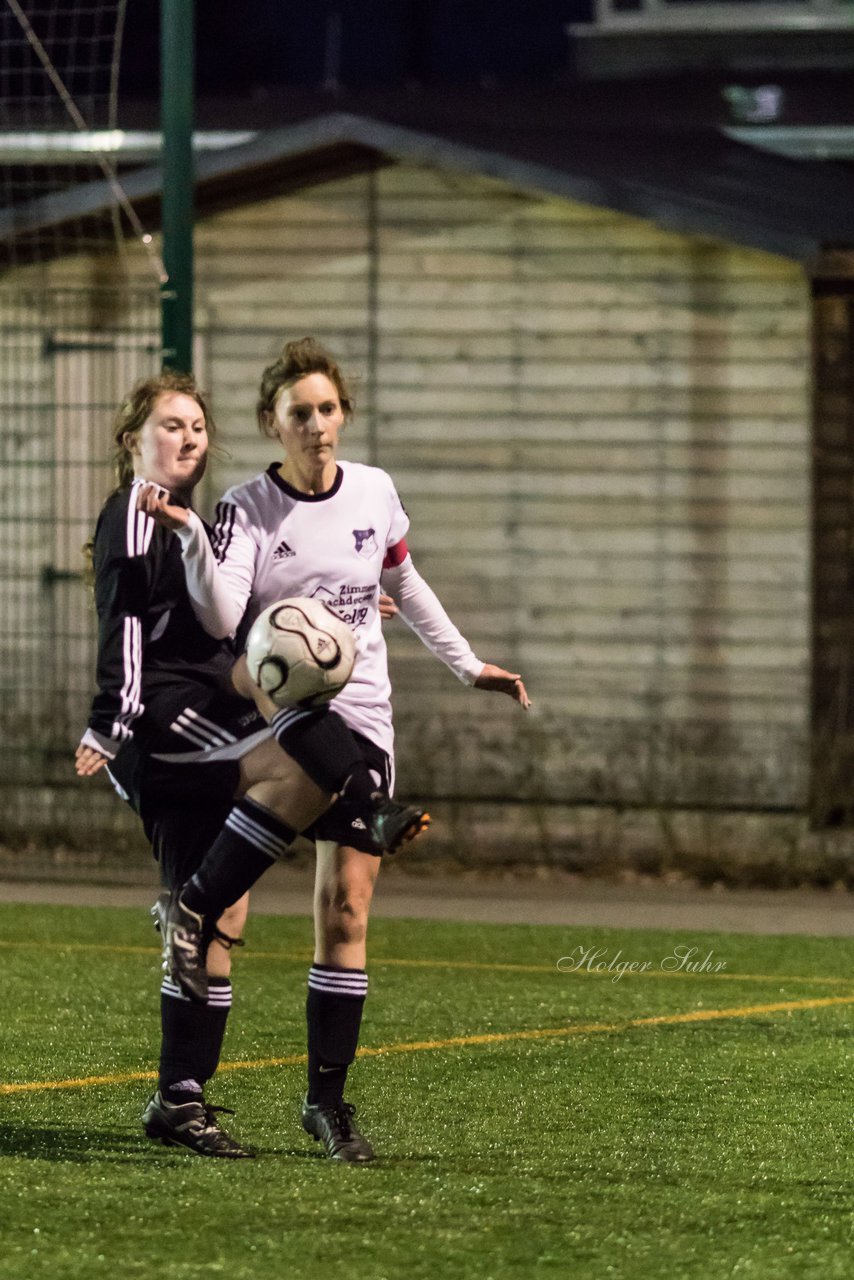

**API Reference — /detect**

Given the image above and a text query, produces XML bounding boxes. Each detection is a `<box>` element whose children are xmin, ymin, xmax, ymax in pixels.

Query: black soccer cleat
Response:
<box><xmin>367</xmin><ymin>793</ymin><xmax>430</xmax><ymax>856</ymax></box>
<box><xmin>142</xmin><ymin>1090</ymin><xmax>254</xmax><ymax>1158</ymax></box>
<box><xmin>151</xmin><ymin>890</ymin><xmax>209</xmax><ymax>1003</ymax></box>
<box><xmin>301</xmin><ymin>1096</ymin><xmax>375</xmax><ymax>1163</ymax></box>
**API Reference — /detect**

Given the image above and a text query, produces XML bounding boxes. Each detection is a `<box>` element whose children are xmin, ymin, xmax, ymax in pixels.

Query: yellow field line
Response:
<box><xmin>2</xmin><ymin>993</ymin><xmax>852</xmax><ymax>1097</ymax></box>
<box><xmin>365</xmin><ymin>959</ymin><xmax>854</xmax><ymax>988</ymax></box>
<box><xmin>0</xmin><ymin>938</ymin><xmax>849</xmax><ymax>989</ymax></box>
<box><xmin>0</xmin><ymin>940</ymin><xmax>159</xmax><ymax>955</ymax></box>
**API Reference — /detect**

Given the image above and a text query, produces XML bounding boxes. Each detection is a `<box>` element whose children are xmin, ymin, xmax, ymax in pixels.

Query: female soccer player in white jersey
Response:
<box><xmin>148</xmin><ymin>338</ymin><xmax>530</xmax><ymax>1163</ymax></box>
<box><xmin>75</xmin><ymin>371</ymin><xmax>428</xmax><ymax>1159</ymax></box>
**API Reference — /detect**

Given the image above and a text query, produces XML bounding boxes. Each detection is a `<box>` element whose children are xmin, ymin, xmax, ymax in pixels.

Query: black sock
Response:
<box><xmin>159</xmin><ymin>975</ymin><xmax>232</xmax><ymax>1103</ymax></box>
<box><xmin>306</xmin><ymin>964</ymin><xmax>368</xmax><ymax>1107</ymax></box>
<box><xmin>270</xmin><ymin>706</ymin><xmax>377</xmax><ymax>805</ymax></box>
<box><xmin>181</xmin><ymin>797</ymin><xmax>296</xmax><ymax>918</ymax></box>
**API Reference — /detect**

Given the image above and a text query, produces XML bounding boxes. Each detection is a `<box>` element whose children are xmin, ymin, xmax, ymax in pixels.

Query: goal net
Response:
<box><xmin>0</xmin><ymin>0</ymin><xmax>162</xmax><ymax>866</ymax></box>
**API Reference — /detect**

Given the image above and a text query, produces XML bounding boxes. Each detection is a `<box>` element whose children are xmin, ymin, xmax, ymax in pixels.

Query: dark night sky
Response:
<box><xmin>121</xmin><ymin>1</ymin><xmax>585</xmax><ymax>97</ymax></box>
<box><xmin>3</xmin><ymin>0</ymin><xmax>851</xmax><ymax>135</ymax></box>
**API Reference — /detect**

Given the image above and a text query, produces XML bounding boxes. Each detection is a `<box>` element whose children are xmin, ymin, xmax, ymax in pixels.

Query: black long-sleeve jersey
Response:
<box><xmin>85</xmin><ymin>480</ymin><xmax>241</xmax><ymax>758</ymax></box>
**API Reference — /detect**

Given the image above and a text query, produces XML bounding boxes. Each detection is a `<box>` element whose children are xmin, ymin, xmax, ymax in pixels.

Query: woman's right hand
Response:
<box><xmin>378</xmin><ymin>592</ymin><xmax>398</xmax><ymax>621</ymax></box>
<box><xmin>136</xmin><ymin>482</ymin><xmax>189</xmax><ymax>530</ymax></box>
<box><xmin>473</xmin><ymin>664</ymin><xmax>532</xmax><ymax>709</ymax></box>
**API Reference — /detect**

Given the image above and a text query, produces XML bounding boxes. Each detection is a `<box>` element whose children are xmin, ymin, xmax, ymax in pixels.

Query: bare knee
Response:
<box><xmin>318</xmin><ymin>879</ymin><xmax>372</xmax><ymax>947</ymax></box>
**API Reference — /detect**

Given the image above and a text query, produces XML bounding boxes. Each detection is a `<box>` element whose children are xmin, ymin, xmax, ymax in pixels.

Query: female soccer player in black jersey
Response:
<box><xmin>76</xmin><ymin>371</ymin><xmax>426</xmax><ymax>1158</ymax></box>
<box><xmin>143</xmin><ymin>340</ymin><xmax>530</xmax><ymax>1163</ymax></box>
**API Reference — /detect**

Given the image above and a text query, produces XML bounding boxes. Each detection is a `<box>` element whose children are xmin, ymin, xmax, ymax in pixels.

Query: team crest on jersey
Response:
<box><xmin>352</xmin><ymin>528</ymin><xmax>378</xmax><ymax>558</ymax></box>
<box><xmin>272</xmin><ymin>538</ymin><xmax>296</xmax><ymax>561</ymax></box>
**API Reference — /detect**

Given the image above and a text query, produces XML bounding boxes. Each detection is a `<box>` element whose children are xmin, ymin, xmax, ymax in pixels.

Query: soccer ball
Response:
<box><xmin>245</xmin><ymin>597</ymin><xmax>356</xmax><ymax>708</ymax></box>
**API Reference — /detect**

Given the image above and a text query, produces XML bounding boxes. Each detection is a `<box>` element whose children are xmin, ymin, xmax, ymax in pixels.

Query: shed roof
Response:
<box><xmin>4</xmin><ymin>108</ymin><xmax>854</xmax><ymax>263</ymax></box>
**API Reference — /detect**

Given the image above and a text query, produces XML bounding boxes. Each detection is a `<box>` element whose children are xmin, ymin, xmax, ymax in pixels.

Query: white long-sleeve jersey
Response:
<box><xmin>177</xmin><ymin>460</ymin><xmax>483</xmax><ymax>758</ymax></box>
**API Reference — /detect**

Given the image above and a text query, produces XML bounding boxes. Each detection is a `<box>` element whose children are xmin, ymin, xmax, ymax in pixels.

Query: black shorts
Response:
<box><xmin>109</xmin><ymin>710</ymin><xmax>390</xmax><ymax>878</ymax></box>
<box><xmin>303</xmin><ymin>731</ymin><xmax>392</xmax><ymax>854</ymax></box>
<box><xmin>109</xmin><ymin>736</ymin><xmax>240</xmax><ymax>889</ymax></box>
<box><xmin>140</xmin><ymin>684</ymin><xmax>268</xmax><ymax>759</ymax></box>
<box><xmin>111</xmin><ymin>684</ymin><xmax>269</xmax><ymax>887</ymax></box>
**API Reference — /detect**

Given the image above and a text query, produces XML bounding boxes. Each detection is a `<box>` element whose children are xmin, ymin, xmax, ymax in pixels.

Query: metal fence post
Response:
<box><xmin>160</xmin><ymin>0</ymin><xmax>194</xmax><ymax>372</ymax></box>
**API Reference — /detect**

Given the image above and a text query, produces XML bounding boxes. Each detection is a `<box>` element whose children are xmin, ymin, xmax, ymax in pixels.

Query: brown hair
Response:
<box><xmin>256</xmin><ymin>337</ymin><xmax>354</xmax><ymax>438</ymax></box>
<box><xmin>82</xmin><ymin>372</ymin><xmax>215</xmax><ymax>592</ymax></box>
<box><xmin>111</xmin><ymin>370</ymin><xmax>215</xmax><ymax>489</ymax></box>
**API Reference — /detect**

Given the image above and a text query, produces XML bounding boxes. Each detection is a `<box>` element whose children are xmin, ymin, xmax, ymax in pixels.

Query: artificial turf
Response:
<box><xmin>0</xmin><ymin>902</ymin><xmax>852</xmax><ymax>1280</ymax></box>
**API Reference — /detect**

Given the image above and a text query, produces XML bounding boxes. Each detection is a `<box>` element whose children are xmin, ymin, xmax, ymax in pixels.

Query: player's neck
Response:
<box><xmin>278</xmin><ymin>458</ymin><xmax>337</xmax><ymax>496</ymax></box>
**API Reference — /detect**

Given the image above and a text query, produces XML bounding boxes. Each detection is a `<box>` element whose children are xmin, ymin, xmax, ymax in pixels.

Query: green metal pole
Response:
<box><xmin>160</xmin><ymin>0</ymin><xmax>194</xmax><ymax>372</ymax></box>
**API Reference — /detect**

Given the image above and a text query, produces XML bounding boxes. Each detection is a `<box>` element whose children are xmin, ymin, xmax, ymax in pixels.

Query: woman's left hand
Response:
<box><xmin>474</xmin><ymin>664</ymin><xmax>531</xmax><ymax>709</ymax></box>
<box><xmin>136</xmin><ymin>482</ymin><xmax>189</xmax><ymax>530</ymax></box>
<box><xmin>231</xmin><ymin>654</ymin><xmax>280</xmax><ymax>721</ymax></box>
<box><xmin>74</xmin><ymin>743</ymin><xmax>109</xmax><ymax>776</ymax></box>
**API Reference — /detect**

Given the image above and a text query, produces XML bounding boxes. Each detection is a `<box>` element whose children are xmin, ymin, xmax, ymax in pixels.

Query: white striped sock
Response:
<box><xmin>161</xmin><ymin>975</ymin><xmax>233</xmax><ymax>1009</ymax></box>
<box><xmin>307</xmin><ymin>965</ymin><xmax>368</xmax><ymax>997</ymax></box>
<box><xmin>206</xmin><ymin>980</ymin><xmax>233</xmax><ymax>1010</ymax></box>
<box><xmin>271</xmin><ymin>706</ymin><xmax>315</xmax><ymax>735</ymax></box>
<box><xmin>226</xmin><ymin>806</ymin><xmax>292</xmax><ymax>861</ymax></box>
<box><xmin>161</xmin><ymin>976</ymin><xmax>190</xmax><ymax>1003</ymax></box>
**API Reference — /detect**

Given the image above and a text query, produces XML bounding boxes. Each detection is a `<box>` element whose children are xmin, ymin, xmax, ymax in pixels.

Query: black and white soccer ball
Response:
<box><xmin>245</xmin><ymin>596</ymin><xmax>356</xmax><ymax>708</ymax></box>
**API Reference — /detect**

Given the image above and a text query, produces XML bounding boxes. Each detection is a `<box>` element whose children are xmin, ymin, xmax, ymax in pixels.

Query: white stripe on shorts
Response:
<box><xmin>179</xmin><ymin>706</ymin><xmax>238</xmax><ymax>744</ymax></box>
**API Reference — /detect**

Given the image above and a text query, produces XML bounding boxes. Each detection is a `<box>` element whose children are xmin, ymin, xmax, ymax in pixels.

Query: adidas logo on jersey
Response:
<box><xmin>272</xmin><ymin>538</ymin><xmax>296</xmax><ymax>560</ymax></box>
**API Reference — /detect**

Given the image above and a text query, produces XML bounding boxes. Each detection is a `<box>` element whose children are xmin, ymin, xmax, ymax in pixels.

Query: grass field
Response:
<box><xmin>0</xmin><ymin>901</ymin><xmax>853</xmax><ymax>1280</ymax></box>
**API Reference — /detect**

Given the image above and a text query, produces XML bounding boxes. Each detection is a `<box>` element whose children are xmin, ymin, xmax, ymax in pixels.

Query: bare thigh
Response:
<box><xmin>236</xmin><ymin>736</ymin><xmax>330</xmax><ymax>831</ymax></box>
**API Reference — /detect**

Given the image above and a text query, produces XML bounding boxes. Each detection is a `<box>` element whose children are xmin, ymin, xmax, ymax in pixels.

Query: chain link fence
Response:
<box><xmin>0</xmin><ymin>285</ymin><xmax>160</xmax><ymax>874</ymax></box>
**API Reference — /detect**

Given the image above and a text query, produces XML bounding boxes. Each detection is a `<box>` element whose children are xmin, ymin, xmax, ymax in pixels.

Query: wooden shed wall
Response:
<box><xmin>190</xmin><ymin>164</ymin><xmax>812</xmax><ymax>811</ymax></box>
<box><xmin>2</xmin><ymin>160</ymin><xmax>812</xmax><ymax>823</ymax></box>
